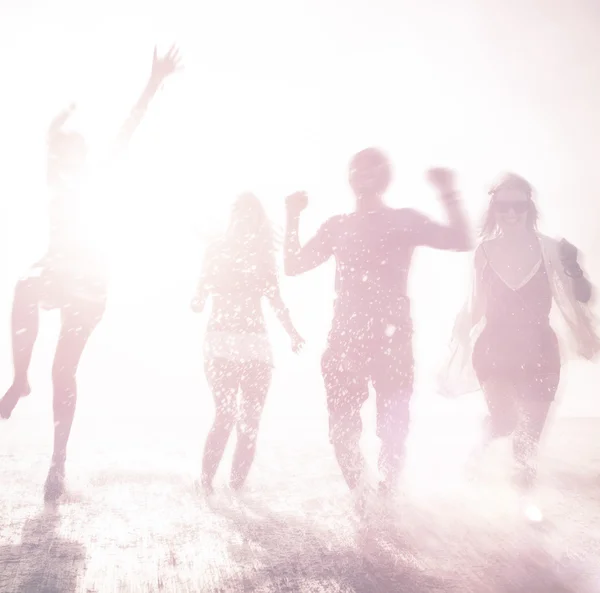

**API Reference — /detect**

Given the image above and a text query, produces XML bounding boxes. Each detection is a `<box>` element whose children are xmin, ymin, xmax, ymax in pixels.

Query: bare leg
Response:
<box><xmin>481</xmin><ymin>378</ymin><xmax>519</xmax><ymax>442</ymax></box>
<box><xmin>332</xmin><ymin>422</ymin><xmax>365</xmax><ymax>492</ymax></box>
<box><xmin>44</xmin><ymin>300</ymin><xmax>103</xmax><ymax>502</ymax></box>
<box><xmin>512</xmin><ymin>374</ymin><xmax>558</xmax><ymax>490</ymax></box>
<box><xmin>463</xmin><ymin>379</ymin><xmax>519</xmax><ymax>479</ymax></box>
<box><xmin>0</xmin><ymin>277</ymin><xmax>41</xmax><ymax>419</ymax></box>
<box><xmin>230</xmin><ymin>361</ymin><xmax>271</xmax><ymax>490</ymax></box>
<box><xmin>202</xmin><ymin>358</ymin><xmax>239</xmax><ymax>492</ymax></box>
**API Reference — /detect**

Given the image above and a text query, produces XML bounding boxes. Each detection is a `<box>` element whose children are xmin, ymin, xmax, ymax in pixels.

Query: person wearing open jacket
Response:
<box><xmin>438</xmin><ymin>173</ymin><xmax>599</xmax><ymax>490</ymax></box>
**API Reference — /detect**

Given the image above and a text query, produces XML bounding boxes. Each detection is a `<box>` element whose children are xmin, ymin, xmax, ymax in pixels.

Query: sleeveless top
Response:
<box><xmin>472</xmin><ymin>249</ymin><xmax>560</xmax><ymax>380</ymax></box>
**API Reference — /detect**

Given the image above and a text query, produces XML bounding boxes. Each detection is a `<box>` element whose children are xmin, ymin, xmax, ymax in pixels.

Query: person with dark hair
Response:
<box><xmin>0</xmin><ymin>46</ymin><xmax>182</xmax><ymax>502</ymax></box>
<box><xmin>441</xmin><ymin>172</ymin><xmax>599</xmax><ymax>490</ymax></box>
<box><xmin>192</xmin><ymin>192</ymin><xmax>304</xmax><ymax>494</ymax></box>
<box><xmin>283</xmin><ymin>147</ymin><xmax>472</xmax><ymax>501</ymax></box>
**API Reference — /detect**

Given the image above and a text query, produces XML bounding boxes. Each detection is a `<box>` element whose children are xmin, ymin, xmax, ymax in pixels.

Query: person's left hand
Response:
<box><xmin>291</xmin><ymin>332</ymin><xmax>305</xmax><ymax>354</ymax></box>
<box><xmin>559</xmin><ymin>238</ymin><xmax>578</xmax><ymax>264</ymax></box>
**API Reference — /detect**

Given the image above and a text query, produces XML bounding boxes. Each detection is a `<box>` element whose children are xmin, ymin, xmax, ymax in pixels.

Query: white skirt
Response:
<box><xmin>203</xmin><ymin>331</ymin><xmax>273</xmax><ymax>366</ymax></box>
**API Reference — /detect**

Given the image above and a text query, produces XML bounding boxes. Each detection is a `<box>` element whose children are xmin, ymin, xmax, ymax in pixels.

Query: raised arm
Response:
<box><xmin>114</xmin><ymin>45</ymin><xmax>182</xmax><ymax>154</ymax></box>
<box><xmin>283</xmin><ymin>191</ymin><xmax>334</xmax><ymax>276</ymax></box>
<box><xmin>406</xmin><ymin>168</ymin><xmax>473</xmax><ymax>252</ymax></box>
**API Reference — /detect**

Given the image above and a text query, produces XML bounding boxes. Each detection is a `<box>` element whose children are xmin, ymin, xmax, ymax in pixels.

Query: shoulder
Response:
<box><xmin>476</xmin><ymin>237</ymin><xmax>498</xmax><ymax>253</ymax></box>
<box><xmin>323</xmin><ymin>213</ymin><xmax>346</xmax><ymax>228</ymax></box>
<box><xmin>537</xmin><ymin>233</ymin><xmax>562</xmax><ymax>259</ymax></box>
<box><xmin>537</xmin><ymin>232</ymin><xmax>557</xmax><ymax>245</ymax></box>
<box><xmin>474</xmin><ymin>238</ymin><xmax>497</xmax><ymax>271</ymax></box>
<box><xmin>393</xmin><ymin>207</ymin><xmax>435</xmax><ymax>228</ymax></box>
<box><xmin>394</xmin><ymin>207</ymin><xmax>421</xmax><ymax>221</ymax></box>
<box><xmin>384</xmin><ymin>208</ymin><xmax>433</xmax><ymax>235</ymax></box>
<box><xmin>318</xmin><ymin>214</ymin><xmax>346</xmax><ymax>235</ymax></box>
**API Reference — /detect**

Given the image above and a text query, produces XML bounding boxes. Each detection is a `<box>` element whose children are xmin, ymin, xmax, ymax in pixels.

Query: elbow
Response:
<box><xmin>452</xmin><ymin>234</ymin><xmax>474</xmax><ymax>253</ymax></box>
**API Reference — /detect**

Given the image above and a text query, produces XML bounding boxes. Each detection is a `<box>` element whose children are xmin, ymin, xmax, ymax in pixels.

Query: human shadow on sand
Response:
<box><xmin>206</xmin><ymin>493</ymin><xmax>444</xmax><ymax>593</ymax></box>
<box><xmin>207</xmin><ymin>490</ymin><xmax>599</xmax><ymax>593</ymax></box>
<box><xmin>0</xmin><ymin>505</ymin><xmax>86</xmax><ymax>593</ymax></box>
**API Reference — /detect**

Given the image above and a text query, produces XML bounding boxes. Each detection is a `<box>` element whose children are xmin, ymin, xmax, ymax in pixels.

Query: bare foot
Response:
<box><xmin>230</xmin><ymin>476</ymin><xmax>245</xmax><ymax>492</ymax></box>
<box><xmin>0</xmin><ymin>380</ymin><xmax>31</xmax><ymax>419</ymax></box>
<box><xmin>44</xmin><ymin>461</ymin><xmax>66</xmax><ymax>503</ymax></box>
<box><xmin>198</xmin><ymin>475</ymin><xmax>214</xmax><ymax>496</ymax></box>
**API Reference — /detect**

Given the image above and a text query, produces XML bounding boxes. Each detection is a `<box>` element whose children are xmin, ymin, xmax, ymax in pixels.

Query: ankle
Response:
<box><xmin>50</xmin><ymin>454</ymin><xmax>66</xmax><ymax>470</ymax></box>
<box><xmin>201</xmin><ymin>472</ymin><xmax>213</xmax><ymax>489</ymax></box>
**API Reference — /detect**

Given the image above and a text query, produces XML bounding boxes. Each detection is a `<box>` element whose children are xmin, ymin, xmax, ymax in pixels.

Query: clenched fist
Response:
<box><xmin>426</xmin><ymin>167</ymin><xmax>456</xmax><ymax>195</ymax></box>
<box><xmin>285</xmin><ymin>191</ymin><xmax>309</xmax><ymax>216</ymax></box>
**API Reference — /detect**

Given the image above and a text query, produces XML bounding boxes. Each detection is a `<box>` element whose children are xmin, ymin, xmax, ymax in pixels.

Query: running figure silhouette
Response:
<box><xmin>284</xmin><ymin>147</ymin><xmax>472</xmax><ymax>497</ymax></box>
<box><xmin>0</xmin><ymin>45</ymin><xmax>182</xmax><ymax>502</ymax></box>
<box><xmin>445</xmin><ymin>173</ymin><xmax>599</xmax><ymax>491</ymax></box>
<box><xmin>192</xmin><ymin>192</ymin><xmax>304</xmax><ymax>493</ymax></box>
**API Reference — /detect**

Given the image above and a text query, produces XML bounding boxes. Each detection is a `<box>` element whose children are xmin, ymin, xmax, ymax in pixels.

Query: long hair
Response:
<box><xmin>480</xmin><ymin>172</ymin><xmax>539</xmax><ymax>239</ymax></box>
<box><xmin>225</xmin><ymin>192</ymin><xmax>279</xmax><ymax>279</ymax></box>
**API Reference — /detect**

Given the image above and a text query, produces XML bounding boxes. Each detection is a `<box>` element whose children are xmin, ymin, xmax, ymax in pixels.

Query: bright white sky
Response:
<box><xmin>0</xmin><ymin>0</ymin><xmax>599</xmax><ymax>415</ymax></box>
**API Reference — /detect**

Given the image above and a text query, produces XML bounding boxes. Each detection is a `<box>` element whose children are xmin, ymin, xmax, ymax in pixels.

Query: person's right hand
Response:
<box><xmin>285</xmin><ymin>191</ymin><xmax>308</xmax><ymax>216</ymax></box>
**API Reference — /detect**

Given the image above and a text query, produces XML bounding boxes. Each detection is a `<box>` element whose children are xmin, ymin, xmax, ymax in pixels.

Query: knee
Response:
<box><xmin>52</xmin><ymin>363</ymin><xmax>76</xmax><ymax>391</ymax></box>
<box><xmin>213</xmin><ymin>403</ymin><xmax>236</xmax><ymax>431</ymax></box>
<box><xmin>237</xmin><ymin>418</ymin><xmax>260</xmax><ymax>443</ymax></box>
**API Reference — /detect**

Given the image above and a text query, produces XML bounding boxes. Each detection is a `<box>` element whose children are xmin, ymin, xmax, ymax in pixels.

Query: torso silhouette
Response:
<box><xmin>320</xmin><ymin>207</ymin><xmax>443</xmax><ymax>331</ymax></box>
<box><xmin>473</xmin><ymin>246</ymin><xmax>560</xmax><ymax>381</ymax></box>
<box><xmin>203</xmin><ymin>239</ymin><xmax>276</xmax><ymax>335</ymax></box>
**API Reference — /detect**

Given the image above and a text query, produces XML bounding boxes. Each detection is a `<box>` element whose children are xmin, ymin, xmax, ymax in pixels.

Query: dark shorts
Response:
<box><xmin>321</xmin><ymin>313</ymin><xmax>414</xmax><ymax>443</ymax></box>
<box><xmin>23</xmin><ymin>257</ymin><xmax>108</xmax><ymax>322</ymax></box>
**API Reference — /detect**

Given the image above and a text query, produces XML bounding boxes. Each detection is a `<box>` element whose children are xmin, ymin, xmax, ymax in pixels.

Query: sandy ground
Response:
<box><xmin>1</xmin><ymin>368</ymin><xmax>600</xmax><ymax>593</ymax></box>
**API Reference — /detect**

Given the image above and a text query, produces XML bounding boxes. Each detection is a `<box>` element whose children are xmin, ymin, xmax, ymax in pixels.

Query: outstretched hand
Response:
<box><xmin>150</xmin><ymin>45</ymin><xmax>183</xmax><ymax>83</ymax></box>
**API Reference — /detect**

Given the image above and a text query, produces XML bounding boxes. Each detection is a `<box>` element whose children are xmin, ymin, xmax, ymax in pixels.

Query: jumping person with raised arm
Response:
<box><xmin>0</xmin><ymin>46</ymin><xmax>182</xmax><ymax>502</ymax></box>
